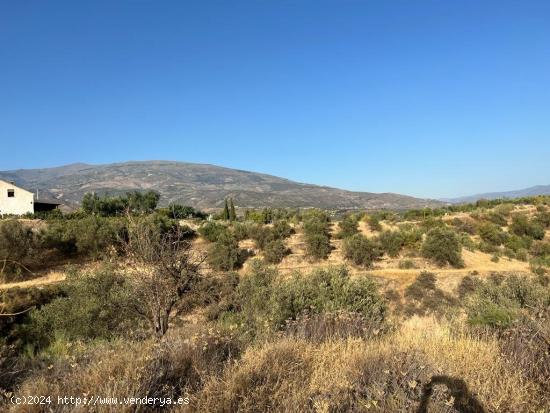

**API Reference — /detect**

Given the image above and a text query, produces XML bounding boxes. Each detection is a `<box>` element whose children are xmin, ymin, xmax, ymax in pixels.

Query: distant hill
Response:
<box><xmin>443</xmin><ymin>184</ymin><xmax>550</xmax><ymax>204</ymax></box>
<box><xmin>0</xmin><ymin>161</ymin><xmax>441</xmax><ymax>210</ymax></box>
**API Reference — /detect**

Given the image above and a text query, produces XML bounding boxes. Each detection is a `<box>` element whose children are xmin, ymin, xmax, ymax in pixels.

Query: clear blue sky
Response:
<box><xmin>1</xmin><ymin>1</ymin><xmax>549</xmax><ymax>199</ymax></box>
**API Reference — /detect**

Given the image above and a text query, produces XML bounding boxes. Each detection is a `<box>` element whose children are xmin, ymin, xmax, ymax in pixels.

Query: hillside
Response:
<box><xmin>0</xmin><ymin>161</ymin><xmax>441</xmax><ymax>210</ymax></box>
<box><xmin>444</xmin><ymin>184</ymin><xmax>550</xmax><ymax>204</ymax></box>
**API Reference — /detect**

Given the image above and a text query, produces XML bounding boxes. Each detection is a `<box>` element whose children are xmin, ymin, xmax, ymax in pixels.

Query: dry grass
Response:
<box><xmin>9</xmin><ymin>325</ymin><xmax>240</xmax><ymax>413</ymax></box>
<box><xmin>188</xmin><ymin>317</ymin><xmax>541</xmax><ymax>413</ymax></box>
<box><xmin>0</xmin><ymin>270</ymin><xmax>65</xmax><ymax>290</ymax></box>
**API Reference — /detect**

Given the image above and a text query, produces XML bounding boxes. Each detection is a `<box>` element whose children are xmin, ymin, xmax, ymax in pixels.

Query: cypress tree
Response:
<box><xmin>229</xmin><ymin>198</ymin><xmax>237</xmax><ymax>221</ymax></box>
<box><xmin>223</xmin><ymin>198</ymin><xmax>230</xmax><ymax>220</ymax></box>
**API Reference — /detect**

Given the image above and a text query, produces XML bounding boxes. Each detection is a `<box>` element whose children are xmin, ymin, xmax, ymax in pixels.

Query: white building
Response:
<box><xmin>0</xmin><ymin>179</ymin><xmax>60</xmax><ymax>216</ymax></box>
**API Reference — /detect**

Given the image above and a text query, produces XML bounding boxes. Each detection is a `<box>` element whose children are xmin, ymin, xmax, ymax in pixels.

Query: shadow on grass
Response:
<box><xmin>416</xmin><ymin>375</ymin><xmax>486</xmax><ymax>413</ymax></box>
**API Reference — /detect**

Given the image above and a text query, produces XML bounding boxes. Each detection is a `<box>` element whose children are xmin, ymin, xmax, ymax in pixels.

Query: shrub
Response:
<box><xmin>272</xmin><ymin>267</ymin><xmax>387</xmax><ymax>333</ymax></box>
<box><xmin>302</xmin><ymin>210</ymin><xmax>332</xmax><ymax>260</ymax></box>
<box><xmin>248</xmin><ymin>224</ymin><xmax>274</xmax><ymax>250</ymax></box>
<box><xmin>0</xmin><ymin>220</ymin><xmax>40</xmax><ymax>282</ymax></box>
<box><xmin>510</xmin><ymin>214</ymin><xmax>545</xmax><ymax>240</ymax></box>
<box><xmin>26</xmin><ymin>266</ymin><xmax>139</xmax><ymax>351</ymax></box>
<box><xmin>271</xmin><ymin>220</ymin><xmax>293</xmax><ymax>239</ymax></box>
<box><xmin>342</xmin><ymin>234</ymin><xmax>381</xmax><ymax>267</ymax></box>
<box><xmin>534</xmin><ymin>210</ymin><xmax>550</xmax><ymax>227</ymax></box>
<box><xmin>304</xmin><ymin>233</ymin><xmax>332</xmax><ymax>261</ymax></box>
<box><xmin>198</xmin><ymin>221</ymin><xmax>227</xmax><ymax>242</ymax></box>
<box><xmin>504</xmin><ymin>234</ymin><xmax>532</xmax><ymax>253</ymax></box>
<box><xmin>263</xmin><ymin>239</ymin><xmax>288</xmax><ymax>264</ymax></box>
<box><xmin>302</xmin><ymin>210</ymin><xmax>331</xmax><ymax>235</ymax></box>
<box><xmin>422</xmin><ymin>228</ymin><xmax>464</xmax><ymax>268</ymax></box>
<box><xmin>457</xmin><ymin>275</ymin><xmax>481</xmax><ymax>299</ymax></box>
<box><xmin>465</xmin><ymin>274</ymin><xmax>550</xmax><ymax>329</ymax></box>
<box><xmin>450</xmin><ymin>217</ymin><xmax>477</xmax><ymax>235</ymax></box>
<box><xmin>419</xmin><ymin>217</ymin><xmax>446</xmax><ymax>231</ymax></box>
<box><xmin>208</xmin><ymin>232</ymin><xmax>243</xmax><ymax>271</ymax></box>
<box><xmin>162</xmin><ymin>203</ymin><xmax>206</xmax><ymax>219</ymax></box>
<box><xmin>478</xmin><ymin>240</ymin><xmax>499</xmax><ymax>254</ymax></box>
<box><xmin>367</xmin><ymin>215</ymin><xmax>382</xmax><ymax>232</ymax></box>
<box><xmin>484</xmin><ymin>212</ymin><xmax>508</xmax><ymax>226</ymax></box>
<box><xmin>377</xmin><ymin>230</ymin><xmax>403</xmax><ymax>257</ymax></box>
<box><xmin>398</xmin><ymin>259</ymin><xmax>416</xmax><ymax>269</ymax></box>
<box><xmin>81</xmin><ymin>190</ymin><xmax>160</xmax><ymax>216</ymax></box>
<box><xmin>458</xmin><ymin>233</ymin><xmax>476</xmax><ymax>251</ymax></box>
<box><xmin>337</xmin><ymin>215</ymin><xmax>359</xmax><ymax>238</ymax></box>
<box><xmin>232</xmin><ymin>263</ymin><xmax>387</xmax><ymax>337</ymax></box>
<box><xmin>467</xmin><ymin>301</ymin><xmax>517</xmax><ymax>328</ymax></box>
<box><xmin>41</xmin><ymin>216</ymin><xmax>127</xmax><ymax>258</ymax></box>
<box><xmin>478</xmin><ymin>222</ymin><xmax>507</xmax><ymax>246</ymax></box>
<box><xmin>397</xmin><ymin>225</ymin><xmax>423</xmax><ymax>248</ymax></box>
<box><xmin>530</xmin><ymin>240</ymin><xmax>550</xmax><ymax>258</ymax></box>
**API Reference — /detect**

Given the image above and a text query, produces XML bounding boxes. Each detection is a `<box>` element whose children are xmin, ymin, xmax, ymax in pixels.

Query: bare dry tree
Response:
<box><xmin>124</xmin><ymin>216</ymin><xmax>205</xmax><ymax>338</ymax></box>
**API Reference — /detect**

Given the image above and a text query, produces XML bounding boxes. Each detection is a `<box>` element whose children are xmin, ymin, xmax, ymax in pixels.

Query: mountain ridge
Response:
<box><xmin>442</xmin><ymin>184</ymin><xmax>550</xmax><ymax>204</ymax></box>
<box><xmin>0</xmin><ymin>161</ymin><xmax>442</xmax><ymax>210</ymax></box>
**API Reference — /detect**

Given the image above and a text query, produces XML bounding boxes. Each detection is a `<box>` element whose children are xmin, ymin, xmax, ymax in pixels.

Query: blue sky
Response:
<box><xmin>1</xmin><ymin>0</ymin><xmax>549</xmax><ymax>199</ymax></box>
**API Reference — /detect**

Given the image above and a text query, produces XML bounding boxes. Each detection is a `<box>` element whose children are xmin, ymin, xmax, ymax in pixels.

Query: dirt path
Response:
<box><xmin>0</xmin><ymin>271</ymin><xmax>66</xmax><ymax>290</ymax></box>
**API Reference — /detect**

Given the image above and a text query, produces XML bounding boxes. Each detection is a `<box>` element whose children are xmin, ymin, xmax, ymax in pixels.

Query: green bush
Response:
<box><xmin>26</xmin><ymin>266</ymin><xmax>138</xmax><ymax>350</ymax></box>
<box><xmin>484</xmin><ymin>212</ymin><xmax>508</xmax><ymax>226</ymax></box>
<box><xmin>304</xmin><ymin>233</ymin><xmax>332</xmax><ymax>260</ymax></box>
<box><xmin>510</xmin><ymin>215</ymin><xmax>545</xmax><ymax>240</ymax></box>
<box><xmin>450</xmin><ymin>217</ymin><xmax>477</xmax><ymax>235</ymax></box>
<box><xmin>42</xmin><ymin>216</ymin><xmax>127</xmax><ymax>258</ymax></box>
<box><xmin>468</xmin><ymin>301</ymin><xmax>516</xmax><ymax>328</ymax></box>
<box><xmin>208</xmin><ymin>231</ymin><xmax>243</xmax><ymax>271</ymax></box>
<box><xmin>249</xmin><ymin>224</ymin><xmax>275</xmax><ymax>250</ymax></box>
<box><xmin>231</xmin><ymin>222</ymin><xmax>252</xmax><ymax>241</ymax></box>
<box><xmin>81</xmin><ymin>190</ymin><xmax>160</xmax><ymax>216</ymax></box>
<box><xmin>0</xmin><ymin>220</ymin><xmax>40</xmax><ymax>282</ymax></box>
<box><xmin>337</xmin><ymin>215</ymin><xmax>359</xmax><ymax>239</ymax></box>
<box><xmin>422</xmin><ymin>227</ymin><xmax>464</xmax><ymax>268</ymax></box>
<box><xmin>302</xmin><ymin>210</ymin><xmax>331</xmax><ymax>237</ymax></box>
<box><xmin>198</xmin><ymin>221</ymin><xmax>227</xmax><ymax>242</ymax></box>
<box><xmin>397</xmin><ymin>224</ymin><xmax>423</xmax><ymax>248</ymax></box>
<box><xmin>246</xmin><ymin>221</ymin><xmax>293</xmax><ymax>251</ymax></box>
<box><xmin>458</xmin><ymin>233</ymin><xmax>476</xmax><ymax>251</ymax></box>
<box><xmin>161</xmin><ymin>203</ymin><xmax>206</xmax><ymax>220</ymax></box>
<box><xmin>504</xmin><ymin>234</ymin><xmax>532</xmax><ymax>253</ymax></box>
<box><xmin>531</xmin><ymin>241</ymin><xmax>550</xmax><ymax>258</ymax></box>
<box><xmin>377</xmin><ymin>231</ymin><xmax>403</xmax><ymax>258</ymax></box>
<box><xmin>271</xmin><ymin>220</ymin><xmax>293</xmax><ymax>239</ymax></box>
<box><xmin>478</xmin><ymin>223</ymin><xmax>507</xmax><ymax>246</ymax></box>
<box><xmin>367</xmin><ymin>215</ymin><xmax>382</xmax><ymax>232</ymax></box>
<box><xmin>457</xmin><ymin>275</ymin><xmax>482</xmax><ymax>299</ymax></box>
<box><xmin>534</xmin><ymin>210</ymin><xmax>550</xmax><ymax>228</ymax></box>
<box><xmin>263</xmin><ymin>239</ymin><xmax>288</xmax><ymax>264</ymax></box>
<box><xmin>342</xmin><ymin>234</ymin><xmax>381</xmax><ymax>267</ymax></box>
<box><xmin>233</xmin><ymin>263</ymin><xmax>387</xmax><ymax>336</ymax></box>
<box><xmin>419</xmin><ymin>217</ymin><xmax>446</xmax><ymax>231</ymax></box>
<box><xmin>465</xmin><ymin>274</ymin><xmax>550</xmax><ymax>329</ymax></box>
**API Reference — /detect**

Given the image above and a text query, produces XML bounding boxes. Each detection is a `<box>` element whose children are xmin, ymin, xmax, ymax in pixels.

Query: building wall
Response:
<box><xmin>0</xmin><ymin>180</ymin><xmax>34</xmax><ymax>215</ymax></box>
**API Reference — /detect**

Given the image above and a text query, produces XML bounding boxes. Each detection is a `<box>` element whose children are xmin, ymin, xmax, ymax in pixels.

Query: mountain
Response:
<box><xmin>0</xmin><ymin>161</ymin><xmax>442</xmax><ymax>210</ymax></box>
<box><xmin>443</xmin><ymin>184</ymin><xmax>550</xmax><ymax>204</ymax></box>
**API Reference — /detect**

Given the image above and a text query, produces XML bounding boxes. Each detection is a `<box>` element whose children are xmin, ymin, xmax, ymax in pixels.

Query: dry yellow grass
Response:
<box><xmin>0</xmin><ymin>270</ymin><xmax>66</xmax><ymax>290</ymax></box>
<box><xmin>190</xmin><ymin>317</ymin><xmax>541</xmax><ymax>412</ymax></box>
